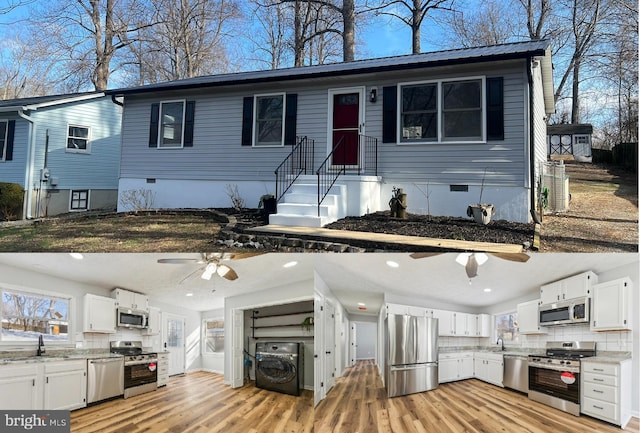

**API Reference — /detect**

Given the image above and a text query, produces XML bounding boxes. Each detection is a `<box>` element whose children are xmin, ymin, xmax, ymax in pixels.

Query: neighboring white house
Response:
<box><xmin>547</xmin><ymin>123</ymin><xmax>594</xmax><ymax>162</ymax></box>
<box><xmin>0</xmin><ymin>92</ymin><xmax>122</xmax><ymax>218</ymax></box>
<box><xmin>107</xmin><ymin>40</ymin><xmax>555</xmax><ymax>226</ymax></box>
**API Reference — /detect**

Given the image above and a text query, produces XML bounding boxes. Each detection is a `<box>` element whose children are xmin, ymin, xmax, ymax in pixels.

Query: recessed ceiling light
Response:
<box><xmin>484</xmin><ymin>288</ymin><xmax>492</xmax><ymax>293</ymax></box>
<box><xmin>357</xmin><ymin>302</ymin><xmax>366</xmax><ymax>306</ymax></box>
<box><xmin>386</xmin><ymin>260</ymin><xmax>399</xmax><ymax>268</ymax></box>
<box><xmin>69</xmin><ymin>253</ymin><xmax>84</xmax><ymax>260</ymax></box>
<box><xmin>283</xmin><ymin>261</ymin><xmax>298</xmax><ymax>268</ymax></box>
<box><xmin>186</xmin><ymin>293</ymin><xmax>194</xmax><ymax>297</ymax></box>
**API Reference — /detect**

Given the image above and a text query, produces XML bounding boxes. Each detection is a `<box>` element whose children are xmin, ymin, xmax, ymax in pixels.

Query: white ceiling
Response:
<box><xmin>0</xmin><ymin>253</ymin><xmax>636</xmax><ymax>315</ymax></box>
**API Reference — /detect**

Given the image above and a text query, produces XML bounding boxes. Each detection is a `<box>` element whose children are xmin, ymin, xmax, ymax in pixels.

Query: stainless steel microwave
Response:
<box><xmin>538</xmin><ymin>297</ymin><xmax>590</xmax><ymax>326</ymax></box>
<box><xmin>117</xmin><ymin>307</ymin><xmax>148</xmax><ymax>328</ymax></box>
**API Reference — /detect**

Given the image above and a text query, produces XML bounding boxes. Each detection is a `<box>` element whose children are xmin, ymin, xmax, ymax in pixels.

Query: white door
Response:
<box><xmin>231</xmin><ymin>309</ymin><xmax>245</xmax><ymax>388</ymax></box>
<box><xmin>324</xmin><ymin>300</ymin><xmax>336</xmax><ymax>392</ymax></box>
<box><xmin>314</xmin><ymin>292</ymin><xmax>324</xmax><ymax>406</ymax></box>
<box><xmin>350</xmin><ymin>323</ymin><xmax>357</xmax><ymax>366</ymax></box>
<box><xmin>162</xmin><ymin>313</ymin><xmax>185</xmax><ymax>376</ymax></box>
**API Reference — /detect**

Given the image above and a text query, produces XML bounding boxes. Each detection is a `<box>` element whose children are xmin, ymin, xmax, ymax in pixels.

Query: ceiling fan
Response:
<box><xmin>410</xmin><ymin>252</ymin><xmax>529</xmax><ymax>279</ymax></box>
<box><xmin>157</xmin><ymin>253</ymin><xmax>262</xmax><ymax>281</ymax></box>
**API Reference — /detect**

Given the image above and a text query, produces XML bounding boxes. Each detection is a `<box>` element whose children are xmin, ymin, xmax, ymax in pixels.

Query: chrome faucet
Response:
<box><xmin>37</xmin><ymin>335</ymin><xmax>45</xmax><ymax>356</ymax></box>
<box><xmin>496</xmin><ymin>337</ymin><xmax>505</xmax><ymax>351</ymax></box>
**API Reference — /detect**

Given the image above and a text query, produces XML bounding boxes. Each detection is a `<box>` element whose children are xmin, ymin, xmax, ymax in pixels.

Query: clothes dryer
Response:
<box><xmin>255</xmin><ymin>342</ymin><xmax>304</xmax><ymax>396</ymax></box>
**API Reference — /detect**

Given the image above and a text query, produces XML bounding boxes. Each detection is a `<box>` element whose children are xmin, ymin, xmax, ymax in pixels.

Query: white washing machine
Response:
<box><xmin>255</xmin><ymin>342</ymin><xmax>304</xmax><ymax>396</ymax></box>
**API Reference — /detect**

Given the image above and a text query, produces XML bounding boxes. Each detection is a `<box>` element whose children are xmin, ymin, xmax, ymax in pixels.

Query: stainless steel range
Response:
<box><xmin>110</xmin><ymin>341</ymin><xmax>158</xmax><ymax>399</ymax></box>
<box><xmin>528</xmin><ymin>341</ymin><xmax>596</xmax><ymax>416</ymax></box>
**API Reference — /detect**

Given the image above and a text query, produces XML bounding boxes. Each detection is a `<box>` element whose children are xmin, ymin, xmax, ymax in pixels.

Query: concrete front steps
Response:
<box><xmin>269</xmin><ymin>180</ymin><xmax>346</xmax><ymax>227</ymax></box>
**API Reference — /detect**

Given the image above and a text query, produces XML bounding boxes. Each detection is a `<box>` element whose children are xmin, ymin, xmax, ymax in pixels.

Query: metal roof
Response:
<box><xmin>0</xmin><ymin>91</ymin><xmax>105</xmax><ymax>112</ymax></box>
<box><xmin>548</xmin><ymin>123</ymin><xmax>594</xmax><ymax>135</ymax></box>
<box><xmin>107</xmin><ymin>39</ymin><xmax>553</xmax><ymax>96</ymax></box>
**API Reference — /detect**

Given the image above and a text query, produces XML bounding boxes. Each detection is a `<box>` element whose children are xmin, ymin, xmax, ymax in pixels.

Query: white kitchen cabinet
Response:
<box><xmin>438</xmin><ymin>352</ymin><xmax>474</xmax><ymax>383</ymax></box>
<box><xmin>0</xmin><ymin>364</ymin><xmax>40</xmax><ymax>409</ymax></box>
<box><xmin>43</xmin><ymin>360</ymin><xmax>87</xmax><ymax>411</ymax></box>
<box><xmin>453</xmin><ymin>313</ymin><xmax>477</xmax><ymax>336</ymax></box>
<box><xmin>474</xmin><ymin>352</ymin><xmax>503</xmax><ymax>387</ymax></box>
<box><xmin>539</xmin><ymin>271</ymin><xmax>597</xmax><ymax>304</ymax></box>
<box><xmin>433</xmin><ymin>310</ymin><xmax>455</xmax><ymax>336</ymax></box>
<box><xmin>143</xmin><ymin>307</ymin><xmax>162</xmax><ymax>335</ymax></box>
<box><xmin>475</xmin><ymin>314</ymin><xmax>491</xmax><ymax>337</ymax></box>
<box><xmin>590</xmin><ymin>278</ymin><xmax>632</xmax><ymax>331</ymax></box>
<box><xmin>112</xmin><ymin>288</ymin><xmax>149</xmax><ymax>312</ymax></box>
<box><xmin>581</xmin><ymin>359</ymin><xmax>632</xmax><ymax>428</ymax></box>
<box><xmin>517</xmin><ymin>299</ymin><xmax>546</xmax><ymax>334</ymax></box>
<box><xmin>83</xmin><ymin>294</ymin><xmax>116</xmax><ymax>333</ymax></box>
<box><xmin>157</xmin><ymin>352</ymin><xmax>169</xmax><ymax>387</ymax></box>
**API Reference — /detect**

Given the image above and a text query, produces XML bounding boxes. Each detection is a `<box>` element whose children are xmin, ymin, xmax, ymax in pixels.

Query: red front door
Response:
<box><xmin>332</xmin><ymin>93</ymin><xmax>360</xmax><ymax>166</ymax></box>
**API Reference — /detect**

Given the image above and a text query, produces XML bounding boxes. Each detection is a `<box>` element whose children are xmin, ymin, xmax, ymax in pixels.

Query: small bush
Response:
<box><xmin>119</xmin><ymin>189</ymin><xmax>157</xmax><ymax>212</ymax></box>
<box><xmin>225</xmin><ymin>184</ymin><xmax>245</xmax><ymax>211</ymax></box>
<box><xmin>0</xmin><ymin>182</ymin><xmax>24</xmax><ymax>221</ymax></box>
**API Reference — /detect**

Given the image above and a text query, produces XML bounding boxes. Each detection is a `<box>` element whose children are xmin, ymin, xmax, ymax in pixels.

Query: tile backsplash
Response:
<box><xmin>78</xmin><ymin>328</ymin><xmax>160</xmax><ymax>351</ymax></box>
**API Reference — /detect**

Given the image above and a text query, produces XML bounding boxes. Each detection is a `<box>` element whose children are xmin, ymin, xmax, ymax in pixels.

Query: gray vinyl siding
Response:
<box><xmin>29</xmin><ymin>97</ymin><xmax>121</xmax><ymax>190</ymax></box>
<box><xmin>0</xmin><ymin>115</ymin><xmax>29</xmax><ymax>187</ymax></box>
<box><xmin>120</xmin><ymin>59</ymin><xmax>530</xmax><ymax>188</ymax></box>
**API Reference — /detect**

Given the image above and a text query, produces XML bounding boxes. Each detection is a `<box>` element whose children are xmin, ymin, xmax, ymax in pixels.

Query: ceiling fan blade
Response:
<box><xmin>178</xmin><ymin>266</ymin><xmax>206</xmax><ymax>285</ymax></box>
<box><xmin>226</xmin><ymin>252</ymin><xmax>265</xmax><ymax>260</ymax></box>
<box><xmin>409</xmin><ymin>252</ymin><xmax>444</xmax><ymax>259</ymax></box>
<box><xmin>157</xmin><ymin>258</ymin><xmax>200</xmax><ymax>264</ymax></box>
<box><xmin>217</xmin><ymin>264</ymin><xmax>238</xmax><ymax>281</ymax></box>
<box><xmin>465</xmin><ymin>255</ymin><xmax>478</xmax><ymax>278</ymax></box>
<box><xmin>490</xmin><ymin>252</ymin><xmax>530</xmax><ymax>263</ymax></box>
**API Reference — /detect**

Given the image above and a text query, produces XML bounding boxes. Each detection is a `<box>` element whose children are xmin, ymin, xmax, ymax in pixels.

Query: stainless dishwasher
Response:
<box><xmin>503</xmin><ymin>355</ymin><xmax>528</xmax><ymax>393</ymax></box>
<box><xmin>87</xmin><ymin>357</ymin><xmax>124</xmax><ymax>404</ymax></box>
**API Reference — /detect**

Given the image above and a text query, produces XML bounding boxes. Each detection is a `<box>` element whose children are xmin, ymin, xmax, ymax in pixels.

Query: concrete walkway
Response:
<box><xmin>248</xmin><ymin>224</ymin><xmax>525</xmax><ymax>253</ymax></box>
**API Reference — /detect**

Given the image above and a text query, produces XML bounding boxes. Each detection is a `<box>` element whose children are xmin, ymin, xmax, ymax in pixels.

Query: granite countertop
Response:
<box><xmin>438</xmin><ymin>346</ymin><xmax>543</xmax><ymax>357</ymax></box>
<box><xmin>0</xmin><ymin>351</ymin><xmax>123</xmax><ymax>365</ymax></box>
<box><xmin>583</xmin><ymin>352</ymin><xmax>632</xmax><ymax>364</ymax></box>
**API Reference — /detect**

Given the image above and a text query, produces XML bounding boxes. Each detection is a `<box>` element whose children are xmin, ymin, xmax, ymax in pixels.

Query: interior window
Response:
<box><xmin>254</xmin><ymin>95</ymin><xmax>284</xmax><ymax>146</ymax></box>
<box><xmin>159</xmin><ymin>101</ymin><xmax>185</xmax><ymax>148</ymax></box>
<box><xmin>203</xmin><ymin>319</ymin><xmax>224</xmax><ymax>354</ymax></box>
<box><xmin>1</xmin><ymin>288</ymin><xmax>71</xmax><ymax>343</ymax></box>
<box><xmin>400</xmin><ymin>83</ymin><xmax>438</xmax><ymax>142</ymax></box>
<box><xmin>67</xmin><ymin>125</ymin><xmax>90</xmax><ymax>152</ymax></box>
<box><xmin>442</xmin><ymin>79</ymin><xmax>482</xmax><ymax>140</ymax></box>
<box><xmin>495</xmin><ymin>312</ymin><xmax>519</xmax><ymax>343</ymax></box>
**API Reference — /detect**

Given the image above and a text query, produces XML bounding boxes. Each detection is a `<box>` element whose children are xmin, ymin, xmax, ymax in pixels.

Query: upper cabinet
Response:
<box><xmin>112</xmin><ymin>288</ymin><xmax>149</xmax><ymax>312</ymax></box>
<box><xmin>143</xmin><ymin>307</ymin><xmax>162</xmax><ymax>335</ymax></box>
<box><xmin>539</xmin><ymin>271</ymin><xmax>597</xmax><ymax>304</ymax></box>
<box><xmin>83</xmin><ymin>294</ymin><xmax>116</xmax><ymax>333</ymax></box>
<box><xmin>386</xmin><ymin>303</ymin><xmax>432</xmax><ymax>317</ymax></box>
<box><xmin>591</xmin><ymin>278</ymin><xmax>632</xmax><ymax>331</ymax></box>
<box><xmin>517</xmin><ymin>299</ymin><xmax>546</xmax><ymax>334</ymax></box>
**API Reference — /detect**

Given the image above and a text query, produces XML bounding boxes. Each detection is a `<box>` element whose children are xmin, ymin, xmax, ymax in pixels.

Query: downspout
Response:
<box><xmin>17</xmin><ymin>109</ymin><xmax>36</xmax><ymax>219</ymax></box>
<box><xmin>526</xmin><ymin>57</ymin><xmax>542</xmax><ymax>224</ymax></box>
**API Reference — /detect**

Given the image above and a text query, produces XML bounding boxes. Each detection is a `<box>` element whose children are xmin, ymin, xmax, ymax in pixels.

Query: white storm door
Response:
<box><xmin>163</xmin><ymin>313</ymin><xmax>185</xmax><ymax>376</ymax></box>
<box><xmin>231</xmin><ymin>309</ymin><xmax>244</xmax><ymax>388</ymax></box>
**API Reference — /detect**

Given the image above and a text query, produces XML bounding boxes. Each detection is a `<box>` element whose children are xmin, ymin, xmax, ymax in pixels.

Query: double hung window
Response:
<box><xmin>254</xmin><ymin>94</ymin><xmax>285</xmax><ymax>147</ymax></box>
<box><xmin>0</xmin><ymin>121</ymin><xmax>8</xmax><ymax>161</ymax></box>
<box><xmin>159</xmin><ymin>101</ymin><xmax>185</xmax><ymax>148</ymax></box>
<box><xmin>67</xmin><ymin>125</ymin><xmax>90</xmax><ymax>153</ymax></box>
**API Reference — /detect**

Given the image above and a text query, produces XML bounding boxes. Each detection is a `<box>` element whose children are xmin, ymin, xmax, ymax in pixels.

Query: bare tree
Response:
<box><xmin>373</xmin><ymin>0</ymin><xmax>456</xmax><ymax>54</ymax></box>
<box><xmin>445</xmin><ymin>0</ymin><xmax>518</xmax><ymax>48</ymax></box>
<box><xmin>517</xmin><ymin>0</ymin><xmax>551</xmax><ymax>40</ymax></box>
<box><xmin>0</xmin><ymin>35</ymin><xmax>56</xmax><ymax>99</ymax></box>
<box><xmin>247</xmin><ymin>0</ymin><xmax>290</xmax><ymax>69</ymax></box>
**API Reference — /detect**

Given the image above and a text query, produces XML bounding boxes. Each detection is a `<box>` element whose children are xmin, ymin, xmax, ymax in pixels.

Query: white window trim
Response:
<box><xmin>0</xmin><ymin>119</ymin><xmax>8</xmax><ymax>162</ymax></box>
<box><xmin>65</xmin><ymin>124</ymin><xmax>92</xmax><ymax>154</ymax></box>
<box><xmin>69</xmin><ymin>189</ymin><xmax>91</xmax><ymax>212</ymax></box>
<box><xmin>253</xmin><ymin>93</ymin><xmax>286</xmax><ymax>148</ymax></box>
<box><xmin>493</xmin><ymin>310</ymin><xmax>519</xmax><ymax>346</ymax></box>
<box><xmin>158</xmin><ymin>99</ymin><xmax>186</xmax><ymax>149</ymax></box>
<box><xmin>202</xmin><ymin>318</ymin><xmax>224</xmax><ymax>357</ymax></box>
<box><xmin>396</xmin><ymin>76</ymin><xmax>487</xmax><ymax>145</ymax></box>
<box><xmin>0</xmin><ymin>284</ymin><xmax>76</xmax><ymax>348</ymax></box>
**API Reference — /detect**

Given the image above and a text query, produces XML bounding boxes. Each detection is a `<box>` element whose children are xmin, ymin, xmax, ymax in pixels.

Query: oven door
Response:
<box><xmin>528</xmin><ymin>364</ymin><xmax>580</xmax><ymax>404</ymax></box>
<box><xmin>124</xmin><ymin>361</ymin><xmax>158</xmax><ymax>388</ymax></box>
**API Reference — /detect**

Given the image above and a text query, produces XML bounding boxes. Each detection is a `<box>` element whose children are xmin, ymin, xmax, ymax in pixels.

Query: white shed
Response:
<box><xmin>547</xmin><ymin>123</ymin><xmax>594</xmax><ymax>162</ymax></box>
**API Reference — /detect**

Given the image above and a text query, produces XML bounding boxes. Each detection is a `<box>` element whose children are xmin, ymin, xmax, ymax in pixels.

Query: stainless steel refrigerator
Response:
<box><xmin>385</xmin><ymin>313</ymin><xmax>438</xmax><ymax>397</ymax></box>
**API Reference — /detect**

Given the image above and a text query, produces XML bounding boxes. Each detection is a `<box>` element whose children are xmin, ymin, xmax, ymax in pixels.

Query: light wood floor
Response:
<box><xmin>315</xmin><ymin>360</ymin><xmax>640</xmax><ymax>433</ymax></box>
<box><xmin>71</xmin><ymin>371</ymin><xmax>313</xmax><ymax>433</ymax></box>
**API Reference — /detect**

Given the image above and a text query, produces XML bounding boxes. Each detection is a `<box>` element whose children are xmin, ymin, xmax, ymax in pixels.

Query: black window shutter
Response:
<box><xmin>149</xmin><ymin>103</ymin><xmax>160</xmax><ymax>148</ymax></box>
<box><xmin>5</xmin><ymin>120</ymin><xmax>15</xmax><ymax>160</ymax></box>
<box><xmin>184</xmin><ymin>101</ymin><xmax>195</xmax><ymax>147</ymax></box>
<box><xmin>241</xmin><ymin>97</ymin><xmax>254</xmax><ymax>146</ymax></box>
<box><xmin>382</xmin><ymin>86</ymin><xmax>397</xmax><ymax>143</ymax></box>
<box><xmin>284</xmin><ymin>94</ymin><xmax>297</xmax><ymax>145</ymax></box>
<box><xmin>486</xmin><ymin>77</ymin><xmax>504</xmax><ymax>141</ymax></box>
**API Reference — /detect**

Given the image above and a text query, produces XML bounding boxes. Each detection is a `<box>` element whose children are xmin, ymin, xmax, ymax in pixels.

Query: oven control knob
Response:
<box><xmin>565</xmin><ymin>361</ymin><xmax>571</xmax><ymax>366</ymax></box>
<box><xmin>547</xmin><ymin>359</ymin><xmax>552</xmax><ymax>363</ymax></box>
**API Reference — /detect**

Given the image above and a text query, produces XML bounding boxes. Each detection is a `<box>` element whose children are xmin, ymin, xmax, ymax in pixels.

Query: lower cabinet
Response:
<box><xmin>581</xmin><ymin>359</ymin><xmax>632</xmax><ymax>428</ymax></box>
<box><xmin>473</xmin><ymin>352</ymin><xmax>504</xmax><ymax>387</ymax></box>
<box><xmin>0</xmin><ymin>360</ymin><xmax>87</xmax><ymax>411</ymax></box>
<box><xmin>157</xmin><ymin>352</ymin><xmax>169</xmax><ymax>387</ymax></box>
<box><xmin>438</xmin><ymin>352</ymin><xmax>474</xmax><ymax>383</ymax></box>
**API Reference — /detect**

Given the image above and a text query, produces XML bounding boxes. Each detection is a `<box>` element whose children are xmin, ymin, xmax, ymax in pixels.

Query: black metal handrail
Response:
<box><xmin>315</xmin><ymin>134</ymin><xmax>378</xmax><ymax>217</ymax></box>
<box><xmin>274</xmin><ymin>136</ymin><xmax>315</xmax><ymax>202</ymax></box>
